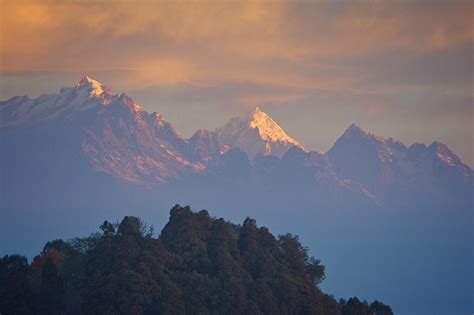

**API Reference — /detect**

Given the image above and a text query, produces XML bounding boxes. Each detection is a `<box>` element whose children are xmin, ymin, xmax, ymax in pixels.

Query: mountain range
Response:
<box><xmin>1</xmin><ymin>76</ymin><xmax>472</xmax><ymax>210</ymax></box>
<box><xmin>1</xmin><ymin>77</ymin><xmax>473</xmax><ymax>315</ymax></box>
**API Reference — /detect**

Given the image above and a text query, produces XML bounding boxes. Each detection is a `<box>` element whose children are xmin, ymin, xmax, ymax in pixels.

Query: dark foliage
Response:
<box><xmin>340</xmin><ymin>297</ymin><xmax>394</xmax><ymax>315</ymax></box>
<box><xmin>0</xmin><ymin>205</ymin><xmax>392</xmax><ymax>314</ymax></box>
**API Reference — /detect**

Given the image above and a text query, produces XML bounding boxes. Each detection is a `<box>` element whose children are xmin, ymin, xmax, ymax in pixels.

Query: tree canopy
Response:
<box><xmin>0</xmin><ymin>205</ymin><xmax>392</xmax><ymax>315</ymax></box>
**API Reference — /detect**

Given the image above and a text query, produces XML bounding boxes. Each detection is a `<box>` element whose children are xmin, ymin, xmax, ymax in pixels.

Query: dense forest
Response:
<box><xmin>0</xmin><ymin>205</ymin><xmax>392</xmax><ymax>314</ymax></box>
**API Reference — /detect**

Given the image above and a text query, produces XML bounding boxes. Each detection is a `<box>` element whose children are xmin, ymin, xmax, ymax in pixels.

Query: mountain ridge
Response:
<box><xmin>1</xmin><ymin>78</ymin><xmax>471</xmax><ymax>315</ymax></box>
<box><xmin>1</xmin><ymin>76</ymin><xmax>472</xmax><ymax>208</ymax></box>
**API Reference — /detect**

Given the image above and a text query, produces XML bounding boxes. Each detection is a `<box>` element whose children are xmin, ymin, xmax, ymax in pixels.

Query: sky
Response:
<box><xmin>0</xmin><ymin>0</ymin><xmax>473</xmax><ymax>166</ymax></box>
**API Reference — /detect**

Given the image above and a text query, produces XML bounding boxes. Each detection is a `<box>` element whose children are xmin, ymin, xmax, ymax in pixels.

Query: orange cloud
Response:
<box><xmin>0</xmin><ymin>0</ymin><xmax>472</xmax><ymax>123</ymax></box>
<box><xmin>2</xmin><ymin>1</ymin><xmax>471</xmax><ymax>84</ymax></box>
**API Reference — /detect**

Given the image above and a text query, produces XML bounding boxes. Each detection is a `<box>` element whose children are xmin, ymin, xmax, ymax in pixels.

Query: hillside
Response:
<box><xmin>0</xmin><ymin>205</ymin><xmax>392</xmax><ymax>315</ymax></box>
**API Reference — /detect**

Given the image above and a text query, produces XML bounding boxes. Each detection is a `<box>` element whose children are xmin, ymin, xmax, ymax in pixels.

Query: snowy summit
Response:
<box><xmin>75</xmin><ymin>75</ymin><xmax>106</xmax><ymax>97</ymax></box>
<box><xmin>0</xmin><ymin>76</ymin><xmax>119</xmax><ymax>127</ymax></box>
<box><xmin>216</xmin><ymin>107</ymin><xmax>304</xmax><ymax>159</ymax></box>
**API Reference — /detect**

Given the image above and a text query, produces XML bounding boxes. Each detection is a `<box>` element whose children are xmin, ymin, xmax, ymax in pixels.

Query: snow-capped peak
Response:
<box><xmin>216</xmin><ymin>106</ymin><xmax>304</xmax><ymax>159</ymax></box>
<box><xmin>246</xmin><ymin>106</ymin><xmax>265</xmax><ymax>119</ymax></box>
<box><xmin>246</xmin><ymin>107</ymin><xmax>301</xmax><ymax>145</ymax></box>
<box><xmin>1</xmin><ymin>76</ymin><xmax>127</xmax><ymax>127</ymax></box>
<box><xmin>75</xmin><ymin>75</ymin><xmax>106</xmax><ymax>96</ymax></box>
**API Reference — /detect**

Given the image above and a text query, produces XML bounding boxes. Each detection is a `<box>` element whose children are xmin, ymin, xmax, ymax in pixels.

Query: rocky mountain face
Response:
<box><xmin>1</xmin><ymin>77</ymin><xmax>472</xmax><ymax>209</ymax></box>
<box><xmin>328</xmin><ymin>124</ymin><xmax>473</xmax><ymax>204</ymax></box>
<box><xmin>187</xmin><ymin>129</ymin><xmax>229</xmax><ymax>165</ymax></box>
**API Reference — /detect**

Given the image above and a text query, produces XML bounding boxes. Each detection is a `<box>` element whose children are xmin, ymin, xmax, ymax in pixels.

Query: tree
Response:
<box><xmin>342</xmin><ymin>297</ymin><xmax>371</xmax><ymax>315</ymax></box>
<box><xmin>117</xmin><ymin>216</ymin><xmax>141</xmax><ymax>236</ymax></box>
<box><xmin>307</xmin><ymin>257</ymin><xmax>326</xmax><ymax>285</ymax></box>
<box><xmin>99</xmin><ymin>220</ymin><xmax>115</xmax><ymax>236</ymax></box>
<box><xmin>0</xmin><ymin>205</ymin><xmax>392</xmax><ymax>315</ymax></box>
<box><xmin>370</xmin><ymin>300</ymin><xmax>394</xmax><ymax>315</ymax></box>
<box><xmin>0</xmin><ymin>255</ymin><xmax>32</xmax><ymax>314</ymax></box>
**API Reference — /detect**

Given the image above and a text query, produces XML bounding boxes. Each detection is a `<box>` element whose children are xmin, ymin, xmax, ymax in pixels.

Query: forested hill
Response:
<box><xmin>0</xmin><ymin>205</ymin><xmax>392</xmax><ymax>315</ymax></box>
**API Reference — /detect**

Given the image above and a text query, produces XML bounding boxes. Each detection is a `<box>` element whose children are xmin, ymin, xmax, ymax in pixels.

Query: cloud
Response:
<box><xmin>1</xmin><ymin>1</ymin><xmax>472</xmax><ymax>86</ymax></box>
